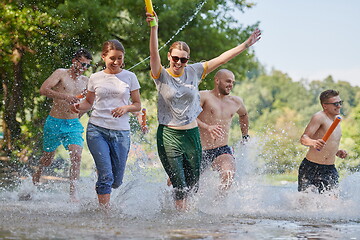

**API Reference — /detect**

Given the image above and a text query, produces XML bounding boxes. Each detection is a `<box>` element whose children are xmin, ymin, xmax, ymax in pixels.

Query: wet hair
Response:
<box><xmin>102</xmin><ymin>39</ymin><xmax>125</xmax><ymax>56</ymax></box>
<box><xmin>73</xmin><ymin>48</ymin><xmax>92</xmax><ymax>60</ymax></box>
<box><xmin>320</xmin><ymin>89</ymin><xmax>339</xmax><ymax>104</ymax></box>
<box><xmin>169</xmin><ymin>41</ymin><xmax>190</xmax><ymax>57</ymax></box>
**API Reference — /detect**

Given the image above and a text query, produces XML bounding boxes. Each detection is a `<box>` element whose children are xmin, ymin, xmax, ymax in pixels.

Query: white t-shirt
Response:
<box><xmin>87</xmin><ymin>70</ymin><xmax>140</xmax><ymax>130</ymax></box>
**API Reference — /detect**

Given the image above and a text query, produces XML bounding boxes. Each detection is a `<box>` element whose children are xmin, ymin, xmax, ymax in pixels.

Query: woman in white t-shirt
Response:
<box><xmin>72</xmin><ymin>40</ymin><xmax>141</xmax><ymax>209</ymax></box>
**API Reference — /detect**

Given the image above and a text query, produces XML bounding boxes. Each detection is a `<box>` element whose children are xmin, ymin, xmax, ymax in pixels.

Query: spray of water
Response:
<box><xmin>2</xmin><ymin>136</ymin><xmax>360</xmax><ymax>239</ymax></box>
<box><xmin>127</xmin><ymin>0</ymin><xmax>208</xmax><ymax>71</ymax></box>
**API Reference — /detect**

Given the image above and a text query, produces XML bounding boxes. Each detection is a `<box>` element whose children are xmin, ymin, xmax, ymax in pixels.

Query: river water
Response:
<box><xmin>1</xmin><ymin>142</ymin><xmax>360</xmax><ymax>239</ymax></box>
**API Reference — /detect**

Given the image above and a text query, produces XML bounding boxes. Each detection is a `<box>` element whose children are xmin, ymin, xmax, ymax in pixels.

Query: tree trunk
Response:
<box><xmin>2</xmin><ymin>46</ymin><xmax>24</xmax><ymax>155</ymax></box>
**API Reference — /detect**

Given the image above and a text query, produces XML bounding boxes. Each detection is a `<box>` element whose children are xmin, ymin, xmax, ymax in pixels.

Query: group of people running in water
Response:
<box><xmin>31</xmin><ymin>11</ymin><xmax>347</xmax><ymax>211</ymax></box>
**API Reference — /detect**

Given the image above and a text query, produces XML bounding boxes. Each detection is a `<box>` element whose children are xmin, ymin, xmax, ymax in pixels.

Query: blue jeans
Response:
<box><xmin>86</xmin><ymin>123</ymin><xmax>130</xmax><ymax>195</ymax></box>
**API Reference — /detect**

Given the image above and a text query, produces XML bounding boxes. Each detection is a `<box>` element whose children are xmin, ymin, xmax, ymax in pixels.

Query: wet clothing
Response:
<box><xmin>298</xmin><ymin>158</ymin><xmax>339</xmax><ymax>193</ymax></box>
<box><xmin>201</xmin><ymin>145</ymin><xmax>233</xmax><ymax>172</ymax></box>
<box><xmin>86</xmin><ymin>123</ymin><xmax>130</xmax><ymax>195</ymax></box>
<box><xmin>152</xmin><ymin>63</ymin><xmax>207</xmax><ymax>126</ymax></box>
<box><xmin>88</xmin><ymin>70</ymin><xmax>140</xmax><ymax>130</ymax></box>
<box><xmin>43</xmin><ymin>115</ymin><xmax>84</xmax><ymax>152</ymax></box>
<box><xmin>151</xmin><ymin>62</ymin><xmax>207</xmax><ymax>200</ymax></box>
<box><xmin>157</xmin><ymin>125</ymin><xmax>202</xmax><ymax>200</ymax></box>
<box><xmin>87</xmin><ymin>70</ymin><xmax>140</xmax><ymax>195</ymax></box>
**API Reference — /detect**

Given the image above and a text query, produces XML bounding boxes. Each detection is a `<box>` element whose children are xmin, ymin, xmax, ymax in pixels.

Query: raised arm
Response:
<box><xmin>146</xmin><ymin>12</ymin><xmax>162</xmax><ymax>78</ymax></box>
<box><xmin>205</xmin><ymin>29</ymin><xmax>261</xmax><ymax>74</ymax></box>
<box><xmin>40</xmin><ymin>69</ymin><xmax>79</xmax><ymax>104</ymax></box>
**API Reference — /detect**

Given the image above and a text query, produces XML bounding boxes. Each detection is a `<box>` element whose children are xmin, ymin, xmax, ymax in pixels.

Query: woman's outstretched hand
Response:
<box><xmin>245</xmin><ymin>28</ymin><xmax>261</xmax><ymax>48</ymax></box>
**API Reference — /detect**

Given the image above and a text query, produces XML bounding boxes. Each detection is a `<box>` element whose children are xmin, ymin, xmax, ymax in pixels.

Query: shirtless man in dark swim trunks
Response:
<box><xmin>298</xmin><ymin>89</ymin><xmax>347</xmax><ymax>193</ymax></box>
<box><xmin>197</xmin><ymin>69</ymin><xmax>249</xmax><ymax>191</ymax></box>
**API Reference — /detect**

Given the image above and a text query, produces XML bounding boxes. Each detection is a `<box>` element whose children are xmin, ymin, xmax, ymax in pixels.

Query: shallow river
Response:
<box><xmin>1</xmin><ymin>143</ymin><xmax>360</xmax><ymax>239</ymax></box>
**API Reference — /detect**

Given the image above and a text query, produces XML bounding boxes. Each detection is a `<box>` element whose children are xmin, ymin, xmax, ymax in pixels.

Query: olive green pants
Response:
<box><xmin>157</xmin><ymin>125</ymin><xmax>202</xmax><ymax>200</ymax></box>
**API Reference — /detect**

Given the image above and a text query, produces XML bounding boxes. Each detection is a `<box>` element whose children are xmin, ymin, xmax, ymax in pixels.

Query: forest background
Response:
<box><xmin>1</xmin><ymin>0</ymin><xmax>359</xmax><ymax>183</ymax></box>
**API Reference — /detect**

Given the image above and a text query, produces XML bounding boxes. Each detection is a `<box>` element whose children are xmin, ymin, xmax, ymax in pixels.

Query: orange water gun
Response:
<box><xmin>317</xmin><ymin>116</ymin><xmax>341</xmax><ymax>151</ymax></box>
<box><xmin>141</xmin><ymin>108</ymin><xmax>147</xmax><ymax>128</ymax></box>
<box><xmin>322</xmin><ymin>116</ymin><xmax>341</xmax><ymax>142</ymax></box>
<box><xmin>76</xmin><ymin>90</ymin><xmax>87</xmax><ymax>99</ymax></box>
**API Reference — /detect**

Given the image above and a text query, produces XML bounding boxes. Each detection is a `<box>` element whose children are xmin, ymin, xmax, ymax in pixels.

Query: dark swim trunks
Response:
<box><xmin>201</xmin><ymin>145</ymin><xmax>233</xmax><ymax>172</ymax></box>
<box><xmin>298</xmin><ymin>158</ymin><xmax>339</xmax><ymax>193</ymax></box>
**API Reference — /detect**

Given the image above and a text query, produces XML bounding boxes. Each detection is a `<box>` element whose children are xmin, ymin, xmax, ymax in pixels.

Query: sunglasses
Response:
<box><xmin>171</xmin><ymin>55</ymin><xmax>189</xmax><ymax>63</ymax></box>
<box><xmin>324</xmin><ymin>100</ymin><xmax>343</xmax><ymax>107</ymax></box>
<box><xmin>77</xmin><ymin>60</ymin><xmax>91</xmax><ymax>69</ymax></box>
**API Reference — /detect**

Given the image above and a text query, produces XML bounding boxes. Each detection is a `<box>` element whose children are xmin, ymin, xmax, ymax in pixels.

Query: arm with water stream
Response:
<box><xmin>146</xmin><ymin>12</ymin><xmax>162</xmax><ymax>78</ymax></box>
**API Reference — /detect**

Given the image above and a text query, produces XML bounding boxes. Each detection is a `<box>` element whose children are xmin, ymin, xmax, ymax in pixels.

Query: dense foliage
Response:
<box><xmin>0</xmin><ymin>0</ymin><xmax>258</xmax><ymax>163</ymax></box>
<box><xmin>231</xmin><ymin>71</ymin><xmax>360</xmax><ymax>174</ymax></box>
<box><xmin>1</xmin><ymin>1</ymin><xmax>359</xmax><ymax>177</ymax></box>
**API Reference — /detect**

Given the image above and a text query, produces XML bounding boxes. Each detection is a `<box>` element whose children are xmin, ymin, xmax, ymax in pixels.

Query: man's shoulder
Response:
<box><xmin>226</xmin><ymin>95</ymin><xmax>244</xmax><ymax>106</ymax></box>
<box><xmin>52</xmin><ymin>68</ymin><xmax>68</xmax><ymax>76</ymax></box>
<box><xmin>313</xmin><ymin>111</ymin><xmax>326</xmax><ymax>118</ymax></box>
<box><xmin>199</xmin><ymin>90</ymin><xmax>211</xmax><ymax>95</ymax></box>
<box><xmin>311</xmin><ymin>111</ymin><xmax>327</xmax><ymax>123</ymax></box>
<box><xmin>56</xmin><ymin>68</ymin><xmax>68</xmax><ymax>72</ymax></box>
<box><xmin>228</xmin><ymin>95</ymin><xmax>242</xmax><ymax>102</ymax></box>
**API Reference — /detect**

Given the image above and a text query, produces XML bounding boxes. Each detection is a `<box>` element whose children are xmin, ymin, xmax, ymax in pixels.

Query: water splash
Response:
<box><xmin>2</xmin><ymin>137</ymin><xmax>360</xmax><ymax>239</ymax></box>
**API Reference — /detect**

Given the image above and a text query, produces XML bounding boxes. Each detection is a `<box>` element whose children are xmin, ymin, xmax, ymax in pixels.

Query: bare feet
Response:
<box><xmin>175</xmin><ymin>199</ymin><xmax>189</xmax><ymax>211</ymax></box>
<box><xmin>98</xmin><ymin>193</ymin><xmax>111</xmax><ymax>210</ymax></box>
<box><xmin>167</xmin><ymin>177</ymin><xmax>172</xmax><ymax>186</ymax></box>
<box><xmin>70</xmin><ymin>193</ymin><xmax>80</xmax><ymax>203</ymax></box>
<box><xmin>32</xmin><ymin>169</ymin><xmax>42</xmax><ymax>185</ymax></box>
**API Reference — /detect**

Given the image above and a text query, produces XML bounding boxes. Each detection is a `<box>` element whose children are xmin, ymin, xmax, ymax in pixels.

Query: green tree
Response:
<box><xmin>233</xmin><ymin>69</ymin><xmax>360</xmax><ymax>174</ymax></box>
<box><xmin>0</xmin><ymin>0</ymin><xmax>259</xmax><ymax>163</ymax></box>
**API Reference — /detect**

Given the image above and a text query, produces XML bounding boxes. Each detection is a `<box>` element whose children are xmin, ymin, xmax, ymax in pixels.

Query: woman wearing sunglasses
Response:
<box><xmin>146</xmin><ymin>12</ymin><xmax>260</xmax><ymax>211</ymax></box>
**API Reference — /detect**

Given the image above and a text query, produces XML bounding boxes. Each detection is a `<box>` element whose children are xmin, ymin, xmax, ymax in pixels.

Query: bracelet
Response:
<box><xmin>242</xmin><ymin>135</ymin><xmax>250</xmax><ymax>141</ymax></box>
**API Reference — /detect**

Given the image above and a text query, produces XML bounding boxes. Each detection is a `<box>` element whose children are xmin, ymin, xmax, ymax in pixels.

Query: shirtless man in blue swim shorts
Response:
<box><xmin>32</xmin><ymin>49</ymin><xmax>92</xmax><ymax>201</ymax></box>
<box><xmin>298</xmin><ymin>89</ymin><xmax>347</xmax><ymax>194</ymax></box>
<box><xmin>197</xmin><ymin>69</ymin><xmax>249</xmax><ymax>191</ymax></box>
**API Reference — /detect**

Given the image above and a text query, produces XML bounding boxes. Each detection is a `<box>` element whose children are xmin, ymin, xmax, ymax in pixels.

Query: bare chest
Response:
<box><xmin>202</xmin><ymin>99</ymin><xmax>238</xmax><ymax>122</ymax></box>
<box><xmin>317</xmin><ymin>119</ymin><xmax>342</xmax><ymax>142</ymax></box>
<box><xmin>54</xmin><ymin>76</ymin><xmax>87</xmax><ymax>95</ymax></box>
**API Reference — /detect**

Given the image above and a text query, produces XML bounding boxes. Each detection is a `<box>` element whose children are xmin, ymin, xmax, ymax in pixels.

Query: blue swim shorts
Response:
<box><xmin>43</xmin><ymin>115</ymin><xmax>84</xmax><ymax>152</ymax></box>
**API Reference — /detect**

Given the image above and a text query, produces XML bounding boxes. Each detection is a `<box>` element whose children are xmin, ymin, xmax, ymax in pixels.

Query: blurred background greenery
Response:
<box><xmin>1</xmin><ymin>0</ymin><xmax>359</xmax><ymax>184</ymax></box>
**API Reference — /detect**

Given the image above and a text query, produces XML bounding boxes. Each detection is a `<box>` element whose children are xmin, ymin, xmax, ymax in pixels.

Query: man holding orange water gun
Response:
<box><xmin>298</xmin><ymin>89</ymin><xmax>347</xmax><ymax>193</ymax></box>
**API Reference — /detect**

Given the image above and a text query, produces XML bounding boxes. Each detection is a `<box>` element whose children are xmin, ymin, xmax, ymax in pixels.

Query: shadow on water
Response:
<box><xmin>1</xmin><ymin>137</ymin><xmax>360</xmax><ymax>239</ymax></box>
